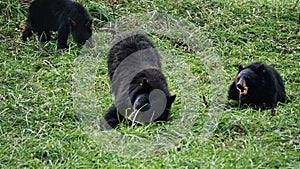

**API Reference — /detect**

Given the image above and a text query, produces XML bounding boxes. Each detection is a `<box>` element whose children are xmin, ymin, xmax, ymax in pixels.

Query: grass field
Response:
<box><xmin>0</xmin><ymin>0</ymin><xmax>299</xmax><ymax>168</ymax></box>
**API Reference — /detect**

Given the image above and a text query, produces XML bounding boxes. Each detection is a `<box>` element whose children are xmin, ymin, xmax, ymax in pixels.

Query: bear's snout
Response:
<box><xmin>133</xmin><ymin>94</ymin><xmax>151</xmax><ymax>112</ymax></box>
<box><xmin>236</xmin><ymin>79</ymin><xmax>248</xmax><ymax>95</ymax></box>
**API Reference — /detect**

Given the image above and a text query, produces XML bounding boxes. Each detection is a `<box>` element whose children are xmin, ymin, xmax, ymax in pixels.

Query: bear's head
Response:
<box><xmin>69</xmin><ymin>18</ymin><xmax>93</xmax><ymax>46</ymax></box>
<box><xmin>132</xmin><ymin>79</ymin><xmax>176</xmax><ymax>111</ymax></box>
<box><xmin>129</xmin><ymin>78</ymin><xmax>176</xmax><ymax>122</ymax></box>
<box><xmin>235</xmin><ymin>62</ymin><xmax>266</xmax><ymax>97</ymax></box>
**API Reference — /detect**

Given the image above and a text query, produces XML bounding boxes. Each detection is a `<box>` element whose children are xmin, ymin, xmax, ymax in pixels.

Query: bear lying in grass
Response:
<box><xmin>228</xmin><ymin>62</ymin><xmax>286</xmax><ymax>110</ymax></box>
<box><xmin>22</xmin><ymin>0</ymin><xmax>92</xmax><ymax>49</ymax></box>
<box><xmin>100</xmin><ymin>31</ymin><xmax>176</xmax><ymax>130</ymax></box>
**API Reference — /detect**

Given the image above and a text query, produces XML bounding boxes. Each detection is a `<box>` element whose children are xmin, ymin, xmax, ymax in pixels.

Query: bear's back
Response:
<box><xmin>28</xmin><ymin>0</ymin><xmax>89</xmax><ymax>31</ymax></box>
<box><xmin>250</xmin><ymin>63</ymin><xmax>286</xmax><ymax>103</ymax></box>
<box><xmin>108</xmin><ymin>32</ymin><xmax>159</xmax><ymax>80</ymax></box>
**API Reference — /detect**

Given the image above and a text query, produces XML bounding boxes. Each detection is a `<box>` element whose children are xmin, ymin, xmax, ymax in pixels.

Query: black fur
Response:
<box><xmin>101</xmin><ymin>31</ymin><xmax>176</xmax><ymax>129</ymax></box>
<box><xmin>228</xmin><ymin>62</ymin><xmax>286</xmax><ymax>109</ymax></box>
<box><xmin>22</xmin><ymin>0</ymin><xmax>92</xmax><ymax>49</ymax></box>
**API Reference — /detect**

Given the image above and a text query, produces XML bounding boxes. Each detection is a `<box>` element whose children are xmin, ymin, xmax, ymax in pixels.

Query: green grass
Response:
<box><xmin>0</xmin><ymin>0</ymin><xmax>299</xmax><ymax>168</ymax></box>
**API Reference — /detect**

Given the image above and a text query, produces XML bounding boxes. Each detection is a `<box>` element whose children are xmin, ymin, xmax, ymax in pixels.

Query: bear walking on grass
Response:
<box><xmin>100</xmin><ymin>31</ymin><xmax>176</xmax><ymax>130</ymax></box>
<box><xmin>228</xmin><ymin>62</ymin><xmax>286</xmax><ymax>110</ymax></box>
<box><xmin>22</xmin><ymin>0</ymin><xmax>92</xmax><ymax>49</ymax></box>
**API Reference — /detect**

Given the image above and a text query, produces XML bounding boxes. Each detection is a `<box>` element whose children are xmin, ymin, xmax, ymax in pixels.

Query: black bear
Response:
<box><xmin>228</xmin><ymin>62</ymin><xmax>286</xmax><ymax>109</ymax></box>
<box><xmin>22</xmin><ymin>0</ymin><xmax>92</xmax><ymax>49</ymax></box>
<box><xmin>100</xmin><ymin>31</ymin><xmax>176</xmax><ymax>130</ymax></box>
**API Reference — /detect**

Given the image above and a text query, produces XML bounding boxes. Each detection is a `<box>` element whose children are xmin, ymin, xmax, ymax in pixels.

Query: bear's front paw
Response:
<box><xmin>100</xmin><ymin>117</ymin><xmax>119</xmax><ymax>130</ymax></box>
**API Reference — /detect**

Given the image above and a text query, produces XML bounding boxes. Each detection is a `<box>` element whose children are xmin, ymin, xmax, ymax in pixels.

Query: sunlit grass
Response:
<box><xmin>0</xmin><ymin>0</ymin><xmax>299</xmax><ymax>168</ymax></box>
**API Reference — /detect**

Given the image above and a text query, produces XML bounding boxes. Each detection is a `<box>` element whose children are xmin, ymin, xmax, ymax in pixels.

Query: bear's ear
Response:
<box><xmin>86</xmin><ymin>19</ymin><xmax>93</xmax><ymax>28</ymax></box>
<box><xmin>69</xmin><ymin>18</ymin><xmax>77</xmax><ymax>27</ymax></box>
<box><xmin>238</xmin><ymin>65</ymin><xmax>243</xmax><ymax>72</ymax></box>
<box><xmin>256</xmin><ymin>63</ymin><xmax>265</xmax><ymax>72</ymax></box>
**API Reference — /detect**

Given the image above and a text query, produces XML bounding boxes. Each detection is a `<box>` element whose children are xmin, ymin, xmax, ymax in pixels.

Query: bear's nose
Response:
<box><xmin>134</xmin><ymin>94</ymin><xmax>151</xmax><ymax>112</ymax></box>
<box><xmin>237</xmin><ymin>84</ymin><xmax>245</xmax><ymax>90</ymax></box>
<box><xmin>135</xmin><ymin>102</ymin><xmax>150</xmax><ymax>112</ymax></box>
